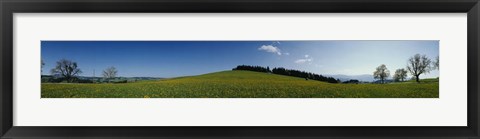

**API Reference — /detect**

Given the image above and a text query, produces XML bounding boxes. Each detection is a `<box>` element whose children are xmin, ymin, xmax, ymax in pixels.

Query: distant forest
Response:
<box><xmin>232</xmin><ymin>65</ymin><xmax>340</xmax><ymax>83</ymax></box>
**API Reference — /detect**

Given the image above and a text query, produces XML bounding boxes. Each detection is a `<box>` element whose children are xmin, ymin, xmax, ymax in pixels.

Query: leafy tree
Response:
<box><xmin>50</xmin><ymin>59</ymin><xmax>82</xmax><ymax>83</ymax></box>
<box><xmin>407</xmin><ymin>54</ymin><xmax>432</xmax><ymax>83</ymax></box>
<box><xmin>103</xmin><ymin>66</ymin><xmax>118</xmax><ymax>82</ymax></box>
<box><xmin>393</xmin><ymin>68</ymin><xmax>408</xmax><ymax>82</ymax></box>
<box><xmin>373</xmin><ymin>64</ymin><xmax>390</xmax><ymax>84</ymax></box>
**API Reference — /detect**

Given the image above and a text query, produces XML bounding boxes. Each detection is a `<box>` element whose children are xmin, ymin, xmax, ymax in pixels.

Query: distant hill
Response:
<box><xmin>327</xmin><ymin>74</ymin><xmax>375</xmax><ymax>82</ymax></box>
<box><xmin>232</xmin><ymin>65</ymin><xmax>340</xmax><ymax>83</ymax></box>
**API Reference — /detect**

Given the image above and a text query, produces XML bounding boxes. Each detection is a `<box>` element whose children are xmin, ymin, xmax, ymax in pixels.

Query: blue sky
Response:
<box><xmin>41</xmin><ymin>41</ymin><xmax>439</xmax><ymax>78</ymax></box>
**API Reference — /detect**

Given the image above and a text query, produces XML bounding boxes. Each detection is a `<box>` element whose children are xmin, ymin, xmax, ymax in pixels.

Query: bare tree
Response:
<box><xmin>433</xmin><ymin>56</ymin><xmax>439</xmax><ymax>70</ymax></box>
<box><xmin>103</xmin><ymin>66</ymin><xmax>118</xmax><ymax>82</ymax></box>
<box><xmin>393</xmin><ymin>68</ymin><xmax>408</xmax><ymax>82</ymax></box>
<box><xmin>50</xmin><ymin>59</ymin><xmax>82</xmax><ymax>83</ymax></box>
<box><xmin>373</xmin><ymin>64</ymin><xmax>390</xmax><ymax>84</ymax></box>
<box><xmin>407</xmin><ymin>54</ymin><xmax>432</xmax><ymax>83</ymax></box>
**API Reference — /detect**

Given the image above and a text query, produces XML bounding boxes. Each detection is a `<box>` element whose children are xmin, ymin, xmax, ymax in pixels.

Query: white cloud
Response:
<box><xmin>295</xmin><ymin>59</ymin><xmax>313</xmax><ymax>64</ymax></box>
<box><xmin>258</xmin><ymin>45</ymin><xmax>282</xmax><ymax>55</ymax></box>
<box><xmin>295</xmin><ymin>58</ymin><xmax>313</xmax><ymax>64</ymax></box>
<box><xmin>295</xmin><ymin>54</ymin><xmax>313</xmax><ymax>64</ymax></box>
<box><xmin>284</xmin><ymin>52</ymin><xmax>290</xmax><ymax>55</ymax></box>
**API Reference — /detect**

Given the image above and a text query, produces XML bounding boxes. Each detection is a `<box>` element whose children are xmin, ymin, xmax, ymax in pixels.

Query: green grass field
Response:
<box><xmin>41</xmin><ymin>70</ymin><xmax>439</xmax><ymax>98</ymax></box>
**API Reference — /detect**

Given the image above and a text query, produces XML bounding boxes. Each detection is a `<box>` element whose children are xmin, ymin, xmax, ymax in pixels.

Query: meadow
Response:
<box><xmin>41</xmin><ymin>70</ymin><xmax>439</xmax><ymax>98</ymax></box>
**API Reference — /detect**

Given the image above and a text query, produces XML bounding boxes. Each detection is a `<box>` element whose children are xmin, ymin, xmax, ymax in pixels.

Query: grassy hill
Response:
<box><xmin>41</xmin><ymin>70</ymin><xmax>439</xmax><ymax>98</ymax></box>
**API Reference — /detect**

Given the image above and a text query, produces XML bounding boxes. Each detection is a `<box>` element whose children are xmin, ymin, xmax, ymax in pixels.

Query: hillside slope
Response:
<box><xmin>42</xmin><ymin>70</ymin><xmax>439</xmax><ymax>98</ymax></box>
<box><xmin>168</xmin><ymin>70</ymin><xmax>330</xmax><ymax>82</ymax></box>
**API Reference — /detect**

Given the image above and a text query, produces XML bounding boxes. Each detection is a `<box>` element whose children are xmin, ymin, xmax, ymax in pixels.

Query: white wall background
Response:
<box><xmin>13</xmin><ymin>13</ymin><xmax>467</xmax><ymax>126</ymax></box>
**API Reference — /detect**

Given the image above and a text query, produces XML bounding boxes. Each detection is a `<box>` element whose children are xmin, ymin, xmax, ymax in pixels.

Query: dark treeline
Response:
<box><xmin>343</xmin><ymin>79</ymin><xmax>360</xmax><ymax>84</ymax></box>
<box><xmin>271</xmin><ymin>67</ymin><xmax>339</xmax><ymax>83</ymax></box>
<box><xmin>232</xmin><ymin>65</ymin><xmax>340</xmax><ymax>83</ymax></box>
<box><xmin>232</xmin><ymin>65</ymin><xmax>271</xmax><ymax>73</ymax></box>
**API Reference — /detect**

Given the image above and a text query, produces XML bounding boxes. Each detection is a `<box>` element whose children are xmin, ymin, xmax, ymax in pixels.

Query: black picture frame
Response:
<box><xmin>1</xmin><ymin>0</ymin><xmax>479</xmax><ymax>138</ymax></box>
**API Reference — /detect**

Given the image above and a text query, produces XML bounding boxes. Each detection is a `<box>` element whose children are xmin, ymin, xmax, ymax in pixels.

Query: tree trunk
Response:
<box><xmin>415</xmin><ymin>75</ymin><xmax>420</xmax><ymax>83</ymax></box>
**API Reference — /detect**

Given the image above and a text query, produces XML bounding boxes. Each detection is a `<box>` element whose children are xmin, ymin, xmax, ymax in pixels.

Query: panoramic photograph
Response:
<box><xmin>41</xmin><ymin>41</ymin><xmax>439</xmax><ymax>98</ymax></box>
